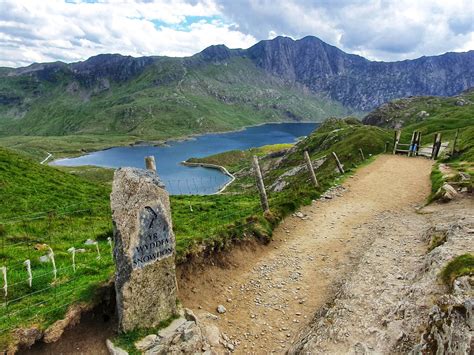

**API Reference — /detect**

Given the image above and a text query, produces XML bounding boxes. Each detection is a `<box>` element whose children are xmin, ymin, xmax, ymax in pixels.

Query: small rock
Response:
<box><xmin>181</xmin><ymin>328</ymin><xmax>195</xmax><ymax>341</ymax></box>
<box><xmin>39</xmin><ymin>255</ymin><xmax>50</xmax><ymax>263</ymax></box>
<box><xmin>435</xmin><ymin>183</ymin><xmax>459</xmax><ymax>202</ymax></box>
<box><xmin>202</xmin><ymin>325</ymin><xmax>221</xmax><ymax>346</ymax></box>
<box><xmin>84</xmin><ymin>239</ymin><xmax>96</xmax><ymax>245</ymax></box>
<box><xmin>135</xmin><ymin>334</ymin><xmax>158</xmax><ymax>351</ymax></box>
<box><xmin>106</xmin><ymin>339</ymin><xmax>128</xmax><ymax>355</ymax></box>
<box><xmin>217</xmin><ymin>305</ymin><xmax>226</xmax><ymax>314</ymax></box>
<box><xmin>206</xmin><ymin>313</ymin><xmax>218</xmax><ymax>320</ymax></box>
<box><xmin>184</xmin><ymin>308</ymin><xmax>197</xmax><ymax>322</ymax></box>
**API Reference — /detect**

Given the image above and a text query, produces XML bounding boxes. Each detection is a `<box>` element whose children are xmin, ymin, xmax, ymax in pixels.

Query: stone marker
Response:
<box><xmin>111</xmin><ymin>167</ymin><xmax>177</xmax><ymax>332</ymax></box>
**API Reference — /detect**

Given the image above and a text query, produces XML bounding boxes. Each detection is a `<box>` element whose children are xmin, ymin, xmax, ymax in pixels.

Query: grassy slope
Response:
<box><xmin>187</xmin><ymin>143</ymin><xmax>294</xmax><ymax>174</ymax></box>
<box><xmin>363</xmin><ymin>90</ymin><xmax>474</xmax><ymax>147</ymax></box>
<box><xmin>0</xmin><ymin>58</ymin><xmax>349</xmax><ymax>160</ymax></box>
<box><xmin>0</xmin><ymin>147</ymin><xmax>113</xmax><ymax>349</ymax></box>
<box><xmin>0</xmin><ymin>147</ymin><xmax>263</xmax><ymax>349</ymax></box>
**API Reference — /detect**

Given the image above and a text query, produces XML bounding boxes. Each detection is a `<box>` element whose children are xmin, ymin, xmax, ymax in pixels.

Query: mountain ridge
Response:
<box><xmin>0</xmin><ymin>35</ymin><xmax>472</xmax><ymax>139</ymax></box>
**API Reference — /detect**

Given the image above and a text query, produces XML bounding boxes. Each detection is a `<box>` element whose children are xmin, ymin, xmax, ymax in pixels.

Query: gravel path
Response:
<box><xmin>178</xmin><ymin>155</ymin><xmax>434</xmax><ymax>353</ymax></box>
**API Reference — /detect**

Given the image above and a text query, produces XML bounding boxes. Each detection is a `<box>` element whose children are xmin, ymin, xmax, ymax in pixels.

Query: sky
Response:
<box><xmin>0</xmin><ymin>0</ymin><xmax>473</xmax><ymax>67</ymax></box>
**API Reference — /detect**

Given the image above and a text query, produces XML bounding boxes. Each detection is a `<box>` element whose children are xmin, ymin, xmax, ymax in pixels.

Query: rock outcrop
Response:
<box><xmin>106</xmin><ymin>308</ymin><xmax>227</xmax><ymax>354</ymax></box>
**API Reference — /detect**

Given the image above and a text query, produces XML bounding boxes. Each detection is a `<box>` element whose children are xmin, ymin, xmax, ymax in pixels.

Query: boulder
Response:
<box><xmin>435</xmin><ymin>183</ymin><xmax>459</xmax><ymax>202</ymax></box>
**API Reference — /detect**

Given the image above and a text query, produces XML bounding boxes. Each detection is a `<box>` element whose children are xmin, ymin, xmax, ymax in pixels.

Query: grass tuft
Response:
<box><xmin>440</xmin><ymin>254</ymin><xmax>474</xmax><ymax>288</ymax></box>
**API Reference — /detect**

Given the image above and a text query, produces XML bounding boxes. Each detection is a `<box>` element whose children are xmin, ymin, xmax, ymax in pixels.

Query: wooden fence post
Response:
<box><xmin>252</xmin><ymin>155</ymin><xmax>269</xmax><ymax>213</ymax></box>
<box><xmin>358</xmin><ymin>148</ymin><xmax>365</xmax><ymax>161</ymax></box>
<box><xmin>431</xmin><ymin>134</ymin><xmax>437</xmax><ymax>159</ymax></box>
<box><xmin>431</xmin><ymin>133</ymin><xmax>442</xmax><ymax>160</ymax></box>
<box><xmin>303</xmin><ymin>151</ymin><xmax>319</xmax><ymax>188</ymax></box>
<box><xmin>332</xmin><ymin>152</ymin><xmax>344</xmax><ymax>174</ymax></box>
<box><xmin>413</xmin><ymin>132</ymin><xmax>420</xmax><ymax>156</ymax></box>
<box><xmin>384</xmin><ymin>141</ymin><xmax>389</xmax><ymax>153</ymax></box>
<box><xmin>451</xmin><ymin>129</ymin><xmax>459</xmax><ymax>156</ymax></box>
<box><xmin>408</xmin><ymin>131</ymin><xmax>416</xmax><ymax>157</ymax></box>
<box><xmin>145</xmin><ymin>156</ymin><xmax>157</xmax><ymax>172</ymax></box>
<box><xmin>435</xmin><ymin>133</ymin><xmax>442</xmax><ymax>159</ymax></box>
<box><xmin>393</xmin><ymin>130</ymin><xmax>401</xmax><ymax>154</ymax></box>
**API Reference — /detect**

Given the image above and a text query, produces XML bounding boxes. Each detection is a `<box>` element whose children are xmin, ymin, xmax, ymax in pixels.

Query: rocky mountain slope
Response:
<box><xmin>362</xmin><ymin>89</ymin><xmax>474</xmax><ymax>129</ymax></box>
<box><xmin>0</xmin><ymin>36</ymin><xmax>472</xmax><ymax>139</ymax></box>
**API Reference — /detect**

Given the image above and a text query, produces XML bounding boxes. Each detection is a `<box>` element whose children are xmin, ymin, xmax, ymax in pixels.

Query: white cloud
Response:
<box><xmin>0</xmin><ymin>0</ymin><xmax>472</xmax><ymax>67</ymax></box>
<box><xmin>216</xmin><ymin>0</ymin><xmax>474</xmax><ymax>61</ymax></box>
<box><xmin>0</xmin><ymin>0</ymin><xmax>256</xmax><ymax>67</ymax></box>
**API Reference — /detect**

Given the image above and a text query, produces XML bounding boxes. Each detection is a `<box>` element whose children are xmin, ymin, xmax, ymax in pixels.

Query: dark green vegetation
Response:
<box><xmin>440</xmin><ymin>254</ymin><xmax>474</xmax><ymax>287</ymax></box>
<box><xmin>429</xmin><ymin>165</ymin><xmax>445</xmax><ymax>201</ymax></box>
<box><xmin>427</xmin><ymin>229</ymin><xmax>448</xmax><ymax>252</ymax></box>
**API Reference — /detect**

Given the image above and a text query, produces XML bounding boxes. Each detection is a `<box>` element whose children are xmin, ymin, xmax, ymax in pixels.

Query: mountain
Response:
<box><xmin>247</xmin><ymin>36</ymin><xmax>473</xmax><ymax>110</ymax></box>
<box><xmin>0</xmin><ymin>36</ymin><xmax>472</xmax><ymax>140</ymax></box>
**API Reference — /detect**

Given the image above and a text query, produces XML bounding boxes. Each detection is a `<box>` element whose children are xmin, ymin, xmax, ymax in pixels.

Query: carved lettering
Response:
<box><xmin>132</xmin><ymin>205</ymin><xmax>174</xmax><ymax>269</ymax></box>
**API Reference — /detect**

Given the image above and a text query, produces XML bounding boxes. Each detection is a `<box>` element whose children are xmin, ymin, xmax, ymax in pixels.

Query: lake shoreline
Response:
<box><xmin>51</xmin><ymin>122</ymin><xmax>319</xmax><ymax>195</ymax></box>
<box><xmin>180</xmin><ymin>161</ymin><xmax>236</xmax><ymax>194</ymax></box>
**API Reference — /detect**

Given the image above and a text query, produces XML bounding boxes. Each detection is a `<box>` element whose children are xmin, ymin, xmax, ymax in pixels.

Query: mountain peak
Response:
<box><xmin>198</xmin><ymin>44</ymin><xmax>242</xmax><ymax>62</ymax></box>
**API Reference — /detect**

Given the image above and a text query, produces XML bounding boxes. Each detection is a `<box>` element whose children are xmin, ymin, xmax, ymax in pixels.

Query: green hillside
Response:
<box><xmin>0</xmin><ymin>147</ymin><xmax>113</xmax><ymax>350</ymax></box>
<box><xmin>363</xmin><ymin>90</ymin><xmax>473</xmax><ymax>138</ymax></box>
<box><xmin>0</xmin><ymin>56</ymin><xmax>349</xmax><ymax>160</ymax></box>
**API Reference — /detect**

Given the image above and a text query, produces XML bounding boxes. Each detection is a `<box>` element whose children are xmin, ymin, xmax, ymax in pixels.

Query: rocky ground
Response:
<box><xmin>289</xmin><ymin>197</ymin><xmax>473</xmax><ymax>354</ymax></box>
<box><xmin>178</xmin><ymin>155</ymin><xmax>440</xmax><ymax>353</ymax></box>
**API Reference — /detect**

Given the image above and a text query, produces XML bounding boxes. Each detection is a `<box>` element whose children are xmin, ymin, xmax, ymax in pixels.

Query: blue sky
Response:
<box><xmin>0</xmin><ymin>0</ymin><xmax>473</xmax><ymax>67</ymax></box>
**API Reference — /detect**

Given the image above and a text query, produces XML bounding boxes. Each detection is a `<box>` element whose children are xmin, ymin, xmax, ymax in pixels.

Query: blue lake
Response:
<box><xmin>52</xmin><ymin>122</ymin><xmax>318</xmax><ymax>195</ymax></box>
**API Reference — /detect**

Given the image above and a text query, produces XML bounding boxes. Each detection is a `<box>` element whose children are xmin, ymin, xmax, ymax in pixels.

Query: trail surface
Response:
<box><xmin>178</xmin><ymin>155</ymin><xmax>433</xmax><ymax>353</ymax></box>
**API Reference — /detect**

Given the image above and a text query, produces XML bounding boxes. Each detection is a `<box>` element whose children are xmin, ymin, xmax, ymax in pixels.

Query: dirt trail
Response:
<box><xmin>178</xmin><ymin>155</ymin><xmax>433</xmax><ymax>353</ymax></box>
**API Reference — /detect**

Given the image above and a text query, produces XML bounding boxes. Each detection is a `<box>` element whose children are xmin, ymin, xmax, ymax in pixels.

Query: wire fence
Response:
<box><xmin>0</xmin><ymin>205</ymin><xmax>115</xmax><ymax>335</ymax></box>
<box><xmin>0</xmin><ymin>185</ymin><xmax>262</xmax><ymax>337</ymax></box>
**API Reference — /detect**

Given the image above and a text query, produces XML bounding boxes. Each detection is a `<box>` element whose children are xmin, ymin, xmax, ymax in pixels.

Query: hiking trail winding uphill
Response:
<box><xmin>178</xmin><ymin>155</ymin><xmax>434</xmax><ymax>353</ymax></box>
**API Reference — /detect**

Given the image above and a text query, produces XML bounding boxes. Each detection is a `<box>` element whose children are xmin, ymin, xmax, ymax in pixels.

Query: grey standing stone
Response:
<box><xmin>111</xmin><ymin>168</ymin><xmax>177</xmax><ymax>332</ymax></box>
